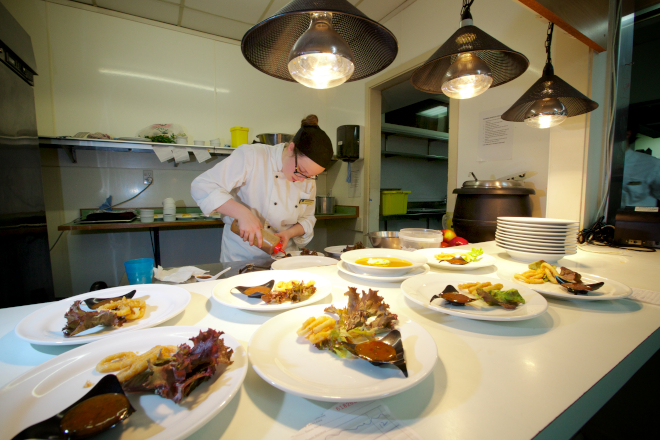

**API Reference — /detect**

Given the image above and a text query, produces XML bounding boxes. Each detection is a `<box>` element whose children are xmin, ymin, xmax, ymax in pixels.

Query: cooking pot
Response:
<box><xmin>452</xmin><ymin>179</ymin><xmax>535</xmax><ymax>242</ymax></box>
<box><xmin>316</xmin><ymin>196</ymin><xmax>335</xmax><ymax>215</ymax></box>
<box><xmin>255</xmin><ymin>133</ymin><xmax>293</xmax><ymax>146</ymax></box>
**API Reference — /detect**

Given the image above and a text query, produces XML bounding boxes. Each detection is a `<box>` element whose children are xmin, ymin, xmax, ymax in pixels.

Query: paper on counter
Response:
<box><xmin>153</xmin><ymin>265</ymin><xmax>208</xmax><ymax>283</ymax></box>
<box><xmin>629</xmin><ymin>288</ymin><xmax>660</xmax><ymax>305</ymax></box>
<box><xmin>173</xmin><ymin>146</ymin><xmax>190</xmax><ymax>163</ymax></box>
<box><xmin>191</xmin><ymin>147</ymin><xmax>212</xmax><ymax>163</ymax></box>
<box><xmin>152</xmin><ymin>145</ymin><xmax>174</xmax><ymax>162</ymax></box>
<box><xmin>292</xmin><ymin>400</ymin><xmax>422</xmax><ymax>440</ymax></box>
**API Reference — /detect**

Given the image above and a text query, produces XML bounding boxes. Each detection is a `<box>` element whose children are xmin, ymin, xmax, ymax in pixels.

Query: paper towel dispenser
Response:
<box><xmin>336</xmin><ymin>125</ymin><xmax>364</xmax><ymax>163</ymax></box>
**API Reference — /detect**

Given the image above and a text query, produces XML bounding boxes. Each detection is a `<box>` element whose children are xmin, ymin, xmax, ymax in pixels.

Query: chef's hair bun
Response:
<box><xmin>301</xmin><ymin>115</ymin><xmax>319</xmax><ymax>127</ymax></box>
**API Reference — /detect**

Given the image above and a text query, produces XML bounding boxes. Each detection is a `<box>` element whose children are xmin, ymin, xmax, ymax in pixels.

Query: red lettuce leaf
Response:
<box><xmin>121</xmin><ymin>329</ymin><xmax>233</xmax><ymax>404</ymax></box>
<box><xmin>62</xmin><ymin>301</ymin><xmax>125</xmax><ymax>337</ymax></box>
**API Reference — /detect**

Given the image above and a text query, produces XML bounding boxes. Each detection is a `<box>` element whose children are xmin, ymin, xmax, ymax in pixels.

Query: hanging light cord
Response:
<box><xmin>461</xmin><ymin>0</ymin><xmax>474</xmax><ymax>18</ymax></box>
<box><xmin>545</xmin><ymin>22</ymin><xmax>554</xmax><ymax>66</ymax></box>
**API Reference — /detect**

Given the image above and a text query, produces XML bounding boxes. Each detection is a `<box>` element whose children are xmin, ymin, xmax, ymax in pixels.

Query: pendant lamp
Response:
<box><xmin>411</xmin><ymin>0</ymin><xmax>529</xmax><ymax>99</ymax></box>
<box><xmin>241</xmin><ymin>0</ymin><xmax>398</xmax><ymax>89</ymax></box>
<box><xmin>501</xmin><ymin>23</ymin><xmax>598</xmax><ymax>128</ymax></box>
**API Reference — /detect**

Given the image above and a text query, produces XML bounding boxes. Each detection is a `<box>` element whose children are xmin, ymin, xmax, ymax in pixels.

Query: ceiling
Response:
<box><xmin>68</xmin><ymin>0</ymin><xmax>416</xmax><ymax>42</ymax></box>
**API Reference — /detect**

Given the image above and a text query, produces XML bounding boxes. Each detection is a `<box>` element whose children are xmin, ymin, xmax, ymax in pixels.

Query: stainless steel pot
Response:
<box><xmin>255</xmin><ymin>133</ymin><xmax>293</xmax><ymax>145</ymax></box>
<box><xmin>316</xmin><ymin>196</ymin><xmax>335</xmax><ymax>215</ymax></box>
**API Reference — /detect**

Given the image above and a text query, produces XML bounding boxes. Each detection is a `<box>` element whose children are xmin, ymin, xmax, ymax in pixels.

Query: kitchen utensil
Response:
<box><xmin>367</xmin><ymin>231</ymin><xmax>401</xmax><ymax>249</ymax></box>
<box><xmin>195</xmin><ymin>267</ymin><xmax>231</xmax><ymax>282</ymax></box>
<box><xmin>255</xmin><ymin>133</ymin><xmax>294</xmax><ymax>145</ymax></box>
<box><xmin>315</xmin><ymin>196</ymin><xmax>335</xmax><ymax>215</ymax></box>
<box><xmin>452</xmin><ymin>178</ymin><xmax>535</xmax><ymax>242</ymax></box>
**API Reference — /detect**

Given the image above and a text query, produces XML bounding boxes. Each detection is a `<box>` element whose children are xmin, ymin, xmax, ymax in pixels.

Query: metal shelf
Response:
<box><xmin>381</xmin><ymin>151</ymin><xmax>447</xmax><ymax>161</ymax></box>
<box><xmin>381</xmin><ymin>123</ymin><xmax>449</xmax><ymax>141</ymax></box>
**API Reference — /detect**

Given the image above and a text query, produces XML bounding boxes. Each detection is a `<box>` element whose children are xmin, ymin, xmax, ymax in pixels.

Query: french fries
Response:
<box><xmin>514</xmin><ymin>262</ymin><xmax>559</xmax><ymax>284</ymax></box>
<box><xmin>297</xmin><ymin>316</ymin><xmax>335</xmax><ymax>344</ymax></box>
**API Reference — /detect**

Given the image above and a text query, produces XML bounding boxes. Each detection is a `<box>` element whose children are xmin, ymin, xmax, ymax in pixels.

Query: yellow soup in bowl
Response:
<box><xmin>355</xmin><ymin>257</ymin><xmax>413</xmax><ymax>268</ymax></box>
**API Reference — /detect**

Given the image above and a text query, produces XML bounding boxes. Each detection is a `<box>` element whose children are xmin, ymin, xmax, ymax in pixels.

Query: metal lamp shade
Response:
<box><xmin>241</xmin><ymin>0</ymin><xmax>398</xmax><ymax>83</ymax></box>
<box><xmin>501</xmin><ymin>69</ymin><xmax>599</xmax><ymax>122</ymax></box>
<box><xmin>411</xmin><ymin>25</ymin><xmax>529</xmax><ymax>94</ymax></box>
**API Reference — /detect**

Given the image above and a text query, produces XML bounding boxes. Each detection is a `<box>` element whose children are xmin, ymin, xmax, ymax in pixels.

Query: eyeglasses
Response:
<box><xmin>294</xmin><ymin>154</ymin><xmax>318</xmax><ymax>180</ymax></box>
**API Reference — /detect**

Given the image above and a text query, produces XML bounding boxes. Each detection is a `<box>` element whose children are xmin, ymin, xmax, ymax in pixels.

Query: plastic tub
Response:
<box><xmin>230</xmin><ymin>126</ymin><xmax>249</xmax><ymax>148</ymax></box>
<box><xmin>399</xmin><ymin>228</ymin><xmax>444</xmax><ymax>250</ymax></box>
<box><xmin>381</xmin><ymin>190</ymin><xmax>411</xmax><ymax>216</ymax></box>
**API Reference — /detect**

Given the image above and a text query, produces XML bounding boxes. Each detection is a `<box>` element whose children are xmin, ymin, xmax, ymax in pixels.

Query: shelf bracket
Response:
<box><xmin>64</xmin><ymin>146</ymin><xmax>77</xmax><ymax>164</ymax></box>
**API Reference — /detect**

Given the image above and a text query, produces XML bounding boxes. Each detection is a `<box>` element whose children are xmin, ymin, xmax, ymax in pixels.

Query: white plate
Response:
<box><xmin>496</xmin><ymin>227</ymin><xmax>578</xmax><ymax>238</ymax></box>
<box><xmin>15</xmin><ymin>285</ymin><xmax>191</xmax><ymax>345</ymax></box>
<box><xmin>496</xmin><ymin>231</ymin><xmax>576</xmax><ymax>245</ymax></box>
<box><xmin>497</xmin><ymin>217</ymin><xmax>580</xmax><ymax>226</ymax></box>
<box><xmin>496</xmin><ymin>240</ymin><xmax>576</xmax><ymax>253</ymax></box>
<box><xmin>175</xmin><ymin>213</ymin><xmax>200</xmax><ymax>219</ymax></box>
<box><xmin>337</xmin><ymin>260</ymin><xmax>430</xmax><ymax>283</ymax></box>
<box><xmin>401</xmin><ymin>273</ymin><xmax>548</xmax><ymax>321</ymax></box>
<box><xmin>413</xmin><ymin>248</ymin><xmax>497</xmax><ymax>271</ymax></box>
<box><xmin>496</xmin><ymin>238</ymin><xmax>577</xmax><ymax>251</ymax></box>
<box><xmin>324</xmin><ymin>245</ymin><xmax>350</xmax><ymax>258</ymax></box>
<box><xmin>496</xmin><ymin>224</ymin><xmax>578</xmax><ymax>233</ymax></box>
<box><xmin>212</xmin><ymin>270</ymin><xmax>332</xmax><ymax>311</ymax></box>
<box><xmin>502</xmin><ymin>248</ymin><xmax>573</xmax><ymax>262</ymax></box>
<box><xmin>497</xmin><ymin>220</ymin><xmax>579</xmax><ymax>230</ymax></box>
<box><xmin>272</xmin><ymin>256</ymin><xmax>338</xmax><ymax>271</ymax></box>
<box><xmin>272</xmin><ymin>250</ymin><xmax>326</xmax><ymax>260</ymax></box>
<box><xmin>497</xmin><ymin>268</ymin><xmax>632</xmax><ymax>301</ymax></box>
<box><xmin>0</xmin><ymin>326</ymin><xmax>247</xmax><ymax>440</ymax></box>
<box><xmin>340</xmin><ymin>249</ymin><xmax>427</xmax><ymax>277</ymax></box>
<box><xmin>248</xmin><ymin>304</ymin><xmax>437</xmax><ymax>402</ymax></box>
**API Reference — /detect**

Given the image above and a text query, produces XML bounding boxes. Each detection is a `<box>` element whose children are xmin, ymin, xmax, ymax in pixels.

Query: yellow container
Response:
<box><xmin>381</xmin><ymin>190</ymin><xmax>411</xmax><ymax>216</ymax></box>
<box><xmin>230</xmin><ymin>126</ymin><xmax>249</xmax><ymax>148</ymax></box>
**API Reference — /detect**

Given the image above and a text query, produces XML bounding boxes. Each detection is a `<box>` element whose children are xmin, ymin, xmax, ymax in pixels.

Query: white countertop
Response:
<box><xmin>1</xmin><ymin>242</ymin><xmax>659</xmax><ymax>439</ymax></box>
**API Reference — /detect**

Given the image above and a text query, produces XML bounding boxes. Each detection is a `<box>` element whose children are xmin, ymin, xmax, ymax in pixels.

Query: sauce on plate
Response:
<box><xmin>354</xmin><ymin>340</ymin><xmax>397</xmax><ymax>362</ymax></box>
<box><xmin>244</xmin><ymin>286</ymin><xmax>271</xmax><ymax>296</ymax></box>
<box><xmin>60</xmin><ymin>393</ymin><xmax>131</xmax><ymax>437</ymax></box>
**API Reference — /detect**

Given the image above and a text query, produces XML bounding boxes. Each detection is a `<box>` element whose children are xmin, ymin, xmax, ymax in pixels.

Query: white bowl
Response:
<box><xmin>340</xmin><ymin>248</ymin><xmax>427</xmax><ymax>277</ymax></box>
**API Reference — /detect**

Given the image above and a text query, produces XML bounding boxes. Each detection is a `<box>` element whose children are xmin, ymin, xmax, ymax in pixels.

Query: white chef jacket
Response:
<box><xmin>622</xmin><ymin>149</ymin><xmax>660</xmax><ymax>207</ymax></box>
<box><xmin>191</xmin><ymin>143</ymin><xmax>317</xmax><ymax>262</ymax></box>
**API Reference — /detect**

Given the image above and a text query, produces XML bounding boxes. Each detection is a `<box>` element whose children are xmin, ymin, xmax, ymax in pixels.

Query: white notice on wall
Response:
<box><xmin>348</xmin><ymin>162</ymin><xmax>361</xmax><ymax>198</ymax></box>
<box><xmin>477</xmin><ymin>106</ymin><xmax>514</xmax><ymax>162</ymax></box>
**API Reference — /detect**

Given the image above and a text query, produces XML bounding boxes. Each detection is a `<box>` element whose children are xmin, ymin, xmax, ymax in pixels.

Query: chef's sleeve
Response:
<box><xmin>190</xmin><ymin>147</ymin><xmax>252</xmax><ymax>215</ymax></box>
<box><xmin>292</xmin><ymin>183</ymin><xmax>317</xmax><ymax>248</ymax></box>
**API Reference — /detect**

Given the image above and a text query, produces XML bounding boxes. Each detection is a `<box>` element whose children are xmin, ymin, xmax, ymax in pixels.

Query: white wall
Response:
<box><xmin>372</xmin><ymin>0</ymin><xmax>597</xmax><ymax>220</ymax></box>
<box><xmin>2</xmin><ymin>0</ymin><xmax>361</xmax><ymax>296</ymax></box>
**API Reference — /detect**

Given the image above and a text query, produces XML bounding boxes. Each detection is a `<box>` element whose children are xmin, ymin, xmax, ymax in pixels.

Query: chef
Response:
<box><xmin>191</xmin><ymin>115</ymin><xmax>334</xmax><ymax>262</ymax></box>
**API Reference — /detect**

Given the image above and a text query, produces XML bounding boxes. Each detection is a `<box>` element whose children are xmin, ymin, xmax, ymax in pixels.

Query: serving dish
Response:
<box><xmin>340</xmin><ymin>249</ymin><xmax>426</xmax><ymax>277</ymax></box>
<box><xmin>212</xmin><ymin>270</ymin><xmax>332</xmax><ymax>311</ymax></box>
<box><xmin>337</xmin><ymin>260</ymin><xmax>430</xmax><ymax>283</ymax></box>
<box><xmin>15</xmin><ymin>285</ymin><xmax>191</xmax><ymax>345</ymax></box>
<box><xmin>401</xmin><ymin>273</ymin><xmax>548</xmax><ymax>321</ymax></box>
<box><xmin>1</xmin><ymin>326</ymin><xmax>248</xmax><ymax>440</ymax></box>
<box><xmin>271</xmin><ymin>256</ymin><xmax>338</xmax><ymax>271</ymax></box>
<box><xmin>413</xmin><ymin>248</ymin><xmax>497</xmax><ymax>271</ymax></box>
<box><xmin>248</xmin><ymin>304</ymin><xmax>437</xmax><ymax>402</ymax></box>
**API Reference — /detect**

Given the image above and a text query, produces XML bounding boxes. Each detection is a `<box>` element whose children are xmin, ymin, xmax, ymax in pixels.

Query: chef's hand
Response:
<box><xmin>238</xmin><ymin>211</ymin><xmax>263</xmax><ymax>248</ymax></box>
<box><xmin>274</xmin><ymin>230</ymin><xmax>292</xmax><ymax>250</ymax></box>
<box><xmin>274</xmin><ymin>224</ymin><xmax>305</xmax><ymax>251</ymax></box>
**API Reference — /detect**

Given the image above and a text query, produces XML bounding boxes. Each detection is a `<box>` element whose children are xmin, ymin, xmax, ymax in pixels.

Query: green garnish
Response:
<box><xmin>145</xmin><ymin>134</ymin><xmax>177</xmax><ymax>143</ymax></box>
<box><xmin>462</xmin><ymin>248</ymin><xmax>483</xmax><ymax>263</ymax></box>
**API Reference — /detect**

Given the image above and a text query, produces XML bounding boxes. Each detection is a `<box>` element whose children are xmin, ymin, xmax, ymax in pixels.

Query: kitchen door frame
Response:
<box><xmin>363</xmin><ymin>50</ymin><xmax>460</xmax><ymax>234</ymax></box>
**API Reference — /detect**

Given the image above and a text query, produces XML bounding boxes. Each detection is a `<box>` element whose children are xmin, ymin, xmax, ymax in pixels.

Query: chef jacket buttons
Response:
<box><xmin>295</xmin><ymin>205</ymin><xmax>298</xmax><ymax>208</ymax></box>
<box><xmin>267</xmin><ymin>225</ymin><xmax>270</xmax><ymax>229</ymax></box>
<box><xmin>275</xmin><ymin>175</ymin><xmax>278</xmax><ymax>178</ymax></box>
<box><xmin>274</xmin><ymin>202</ymin><xmax>277</xmax><ymax>205</ymax></box>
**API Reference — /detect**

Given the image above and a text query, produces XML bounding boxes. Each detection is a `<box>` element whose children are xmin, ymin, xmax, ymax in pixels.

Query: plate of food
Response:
<box><xmin>497</xmin><ymin>261</ymin><xmax>632</xmax><ymax>301</ymax></box>
<box><xmin>413</xmin><ymin>247</ymin><xmax>496</xmax><ymax>271</ymax></box>
<box><xmin>1</xmin><ymin>326</ymin><xmax>247</xmax><ymax>440</ymax></box>
<box><xmin>340</xmin><ymin>249</ymin><xmax>427</xmax><ymax>277</ymax></box>
<box><xmin>324</xmin><ymin>242</ymin><xmax>366</xmax><ymax>258</ymax></box>
<box><xmin>14</xmin><ymin>285</ymin><xmax>191</xmax><ymax>345</ymax></box>
<box><xmin>337</xmin><ymin>260</ymin><xmax>430</xmax><ymax>283</ymax></box>
<box><xmin>272</xmin><ymin>248</ymin><xmax>326</xmax><ymax>260</ymax></box>
<box><xmin>212</xmin><ymin>270</ymin><xmax>332</xmax><ymax>311</ymax></box>
<box><xmin>401</xmin><ymin>273</ymin><xmax>548</xmax><ymax>321</ymax></box>
<box><xmin>248</xmin><ymin>288</ymin><xmax>437</xmax><ymax>401</ymax></box>
<box><xmin>271</xmin><ymin>256</ymin><xmax>338</xmax><ymax>271</ymax></box>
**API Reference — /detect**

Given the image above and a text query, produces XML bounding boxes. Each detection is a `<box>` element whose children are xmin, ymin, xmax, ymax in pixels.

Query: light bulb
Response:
<box><xmin>441</xmin><ymin>53</ymin><xmax>493</xmax><ymax>99</ymax></box>
<box><xmin>288</xmin><ymin>12</ymin><xmax>354</xmax><ymax>89</ymax></box>
<box><xmin>524</xmin><ymin>98</ymin><xmax>568</xmax><ymax>129</ymax></box>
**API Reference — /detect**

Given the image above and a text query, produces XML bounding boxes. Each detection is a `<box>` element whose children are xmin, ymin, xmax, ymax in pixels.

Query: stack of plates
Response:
<box><xmin>495</xmin><ymin>217</ymin><xmax>579</xmax><ymax>262</ymax></box>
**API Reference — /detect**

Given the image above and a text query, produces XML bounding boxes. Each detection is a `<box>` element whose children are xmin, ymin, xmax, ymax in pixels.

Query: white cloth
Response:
<box><xmin>191</xmin><ymin>143</ymin><xmax>317</xmax><ymax>262</ymax></box>
<box><xmin>622</xmin><ymin>149</ymin><xmax>660</xmax><ymax>207</ymax></box>
<box><xmin>153</xmin><ymin>265</ymin><xmax>207</xmax><ymax>283</ymax></box>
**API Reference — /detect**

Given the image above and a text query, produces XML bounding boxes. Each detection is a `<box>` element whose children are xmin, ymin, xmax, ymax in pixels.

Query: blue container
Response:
<box><xmin>124</xmin><ymin>258</ymin><xmax>154</xmax><ymax>285</ymax></box>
